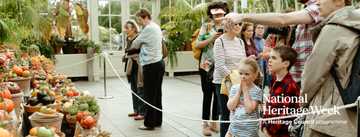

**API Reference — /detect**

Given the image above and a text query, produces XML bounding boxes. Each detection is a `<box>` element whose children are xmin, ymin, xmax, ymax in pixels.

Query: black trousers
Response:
<box><xmin>215</xmin><ymin>84</ymin><xmax>230</xmax><ymax>137</ymax></box>
<box><xmin>143</xmin><ymin>60</ymin><xmax>165</xmax><ymax>128</ymax></box>
<box><xmin>130</xmin><ymin>61</ymin><xmax>145</xmax><ymax>115</ymax></box>
<box><xmin>199</xmin><ymin>69</ymin><xmax>219</xmax><ymax>120</ymax></box>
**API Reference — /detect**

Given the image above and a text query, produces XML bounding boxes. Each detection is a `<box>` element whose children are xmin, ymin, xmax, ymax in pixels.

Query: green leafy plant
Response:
<box><xmin>160</xmin><ymin>1</ymin><xmax>207</xmax><ymax>67</ymax></box>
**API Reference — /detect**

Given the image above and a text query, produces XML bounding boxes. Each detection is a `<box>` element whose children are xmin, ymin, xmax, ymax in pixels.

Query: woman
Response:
<box><xmin>124</xmin><ymin>20</ymin><xmax>145</xmax><ymax>120</ymax></box>
<box><xmin>240</xmin><ymin>23</ymin><xmax>258</xmax><ymax>58</ymax></box>
<box><xmin>213</xmin><ymin>19</ymin><xmax>247</xmax><ymax>137</ymax></box>
<box><xmin>195</xmin><ymin>1</ymin><xmax>229</xmax><ymax>136</ymax></box>
<box><xmin>128</xmin><ymin>9</ymin><xmax>164</xmax><ymax>130</ymax></box>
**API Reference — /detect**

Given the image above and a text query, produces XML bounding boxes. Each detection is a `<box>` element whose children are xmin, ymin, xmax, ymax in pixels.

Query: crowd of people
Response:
<box><xmin>121</xmin><ymin>0</ymin><xmax>359</xmax><ymax>137</ymax></box>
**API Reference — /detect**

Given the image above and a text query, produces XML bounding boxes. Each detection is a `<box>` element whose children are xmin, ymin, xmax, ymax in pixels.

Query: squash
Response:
<box><xmin>29</xmin><ymin>127</ymin><xmax>38</xmax><ymax>136</ymax></box>
<box><xmin>0</xmin><ymin>128</ymin><xmax>12</xmax><ymax>137</ymax></box>
<box><xmin>0</xmin><ymin>99</ymin><xmax>15</xmax><ymax>112</ymax></box>
<box><xmin>0</xmin><ymin>89</ymin><xmax>11</xmax><ymax>99</ymax></box>
<box><xmin>12</xmin><ymin>66</ymin><xmax>23</xmax><ymax>76</ymax></box>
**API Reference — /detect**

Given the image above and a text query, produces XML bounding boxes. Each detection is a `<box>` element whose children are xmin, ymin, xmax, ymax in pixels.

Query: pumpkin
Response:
<box><xmin>0</xmin><ymin>128</ymin><xmax>12</xmax><ymax>137</ymax></box>
<box><xmin>0</xmin><ymin>110</ymin><xmax>11</xmax><ymax>121</ymax></box>
<box><xmin>80</xmin><ymin>116</ymin><xmax>97</xmax><ymax>129</ymax></box>
<box><xmin>29</xmin><ymin>127</ymin><xmax>38</xmax><ymax>136</ymax></box>
<box><xmin>0</xmin><ymin>89</ymin><xmax>11</xmax><ymax>99</ymax></box>
<box><xmin>12</xmin><ymin>66</ymin><xmax>23</xmax><ymax>76</ymax></box>
<box><xmin>0</xmin><ymin>99</ymin><xmax>15</xmax><ymax>112</ymax></box>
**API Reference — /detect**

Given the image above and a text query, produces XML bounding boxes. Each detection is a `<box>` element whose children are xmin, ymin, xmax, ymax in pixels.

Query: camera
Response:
<box><xmin>217</xmin><ymin>28</ymin><xmax>224</xmax><ymax>33</ymax></box>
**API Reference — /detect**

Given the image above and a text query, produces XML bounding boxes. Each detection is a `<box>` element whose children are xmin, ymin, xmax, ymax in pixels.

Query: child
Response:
<box><xmin>226</xmin><ymin>58</ymin><xmax>263</xmax><ymax>137</ymax></box>
<box><xmin>261</xmin><ymin>46</ymin><xmax>299</xmax><ymax>137</ymax></box>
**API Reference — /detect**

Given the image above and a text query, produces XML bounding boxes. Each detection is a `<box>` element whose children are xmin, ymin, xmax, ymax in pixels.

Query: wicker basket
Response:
<box><xmin>29</xmin><ymin>112</ymin><xmax>64</xmax><ymax>131</ymax></box>
<box><xmin>9</xmin><ymin>77</ymin><xmax>31</xmax><ymax>96</ymax></box>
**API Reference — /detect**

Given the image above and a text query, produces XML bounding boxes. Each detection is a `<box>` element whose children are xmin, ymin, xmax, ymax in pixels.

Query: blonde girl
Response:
<box><xmin>226</xmin><ymin>58</ymin><xmax>262</xmax><ymax>137</ymax></box>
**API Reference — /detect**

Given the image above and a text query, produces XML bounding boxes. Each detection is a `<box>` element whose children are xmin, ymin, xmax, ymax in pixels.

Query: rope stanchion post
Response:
<box><xmin>357</xmin><ymin>97</ymin><xmax>360</xmax><ymax>137</ymax></box>
<box><xmin>98</xmin><ymin>51</ymin><xmax>114</xmax><ymax>99</ymax></box>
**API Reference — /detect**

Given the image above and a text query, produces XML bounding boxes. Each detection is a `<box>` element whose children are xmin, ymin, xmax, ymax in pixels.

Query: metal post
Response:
<box><xmin>99</xmin><ymin>52</ymin><xmax>114</xmax><ymax>99</ymax></box>
<box><xmin>358</xmin><ymin>97</ymin><xmax>360</xmax><ymax>137</ymax></box>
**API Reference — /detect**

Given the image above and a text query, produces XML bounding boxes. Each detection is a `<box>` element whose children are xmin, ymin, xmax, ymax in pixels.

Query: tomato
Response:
<box><xmin>66</xmin><ymin>91</ymin><xmax>75</xmax><ymax>97</ymax></box>
<box><xmin>76</xmin><ymin>111</ymin><xmax>90</xmax><ymax>122</ymax></box>
<box><xmin>80</xmin><ymin>116</ymin><xmax>97</xmax><ymax>129</ymax></box>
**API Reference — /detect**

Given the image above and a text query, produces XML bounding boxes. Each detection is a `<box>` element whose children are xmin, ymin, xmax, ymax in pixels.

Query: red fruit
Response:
<box><xmin>76</xmin><ymin>111</ymin><xmax>90</xmax><ymax>122</ymax></box>
<box><xmin>80</xmin><ymin>116</ymin><xmax>97</xmax><ymax>129</ymax></box>
<box><xmin>73</xmin><ymin>91</ymin><xmax>79</xmax><ymax>96</ymax></box>
<box><xmin>66</xmin><ymin>91</ymin><xmax>75</xmax><ymax>97</ymax></box>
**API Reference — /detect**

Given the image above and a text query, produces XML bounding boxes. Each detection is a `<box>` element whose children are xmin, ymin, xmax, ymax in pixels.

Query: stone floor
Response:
<box><xmin>74</xmin><ymin>75</ymin><xmax>220</xmax><ymax>137</ymax></box>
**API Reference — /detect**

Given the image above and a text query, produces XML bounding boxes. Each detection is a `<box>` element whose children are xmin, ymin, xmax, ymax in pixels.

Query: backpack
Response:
<box><xmin>192</xmin><ymin>23</ymin><xmax>212</xmax><ymax>61</ymax></box>
<box><xmin>329</xmin><ymin>23</ymin><xmax>360</xmax><ymax>111</ymax></box>
<box><xmin>191</xmin><ymin>29</ymin><xmax>202</xmax><ymax>60</ymax></box>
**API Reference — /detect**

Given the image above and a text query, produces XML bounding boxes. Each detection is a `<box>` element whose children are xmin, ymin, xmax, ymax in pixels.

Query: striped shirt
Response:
<box><xmin>229</xmin><ymin>84</ymin><xmax>262</xmax><ymax>137</ymax></box>
<box><xmin>131</xmin><ymin>22</ymin><xmax>163</xmax><ymax>66</ymax></box>
<box><xmin>289</xmin><ymin>0</ymin><xmax>321</xmax><ymax>82</ymax></box>
<box><xmin>213</xmin><ymin>36</ymin><xmax>247</xmax><ymax>84</ymax></box>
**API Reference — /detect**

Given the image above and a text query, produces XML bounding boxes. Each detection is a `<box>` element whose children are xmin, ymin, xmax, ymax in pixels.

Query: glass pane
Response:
<box><xmin>142</xmin><ymin>1</ymin><xmax>152</xmax><ymax>11</ymax></box>
<box><xmin>110</xmin><ymin>16</ymin><xmax>122</xmax><ymax>34</ymax></box>
<box><xmin>98</xmin><ymin>0</ymin><xmax>109</xmax><ymax>15</ymax></box>
<box><xmin>130</xmin><ymin>0</ymin><xmax>141</xmax><ymax>15</ymax></box>
<box><xmin>110</xmin><ymin>1</ymin><xmax>121</xmax><ymax>15</ymax></box>
<box><xmin>99</xmin><ymin>27</ymin><xmax>111</xmax><ymax>48</ymax></box>
<box><xmin>99</xmin><ymin>16</ymin><xmax>110</xmax><ymax>28</ymax></box>
<box><xmin>110</xmin><ymin>16</ymin><xmax>121</xmax><ymax>50</ymax></box>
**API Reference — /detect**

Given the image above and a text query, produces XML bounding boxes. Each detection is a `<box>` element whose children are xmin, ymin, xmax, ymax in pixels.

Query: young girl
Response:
<box><xmin>226</xmin><ymin>58</ymin><xmax>262</xmax><ymax>137</ymax></box>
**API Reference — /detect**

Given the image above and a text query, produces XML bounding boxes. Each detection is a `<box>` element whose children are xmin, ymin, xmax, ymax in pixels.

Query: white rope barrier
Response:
<box><xmin>55</xmin><ymin>54</ymin><xmax>101</xmax><ymax>70</ymax></box>
<box><xmin>103</xmin><ymin>51</ymin><xmax>358</xmax><ymax>123</ymax></box>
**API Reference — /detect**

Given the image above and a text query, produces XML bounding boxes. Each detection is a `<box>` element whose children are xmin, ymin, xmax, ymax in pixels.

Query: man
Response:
<box><xmin>302</xmin><ymin>0</ymin><xmax>359</xmax><ymax>136</ymax></box>
<box><xmin>226</xmin><ymin>0</ymin><xmax>321</xmax><ymax>87</ymax></box>
<box><xmin>128</xmin><ymin>9</ymin><xmax>164</xmax><ymax>130</ymax></box>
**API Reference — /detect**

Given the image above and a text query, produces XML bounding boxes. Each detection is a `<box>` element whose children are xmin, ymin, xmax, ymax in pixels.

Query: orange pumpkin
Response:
<box><xmin>29</xmin><ymin>127</ymin><xmax>38</xmax><ymax>136</ymax></box>
<box><xmin>0</xmin><ymin>89</ymin><xmax>11</xmax><ymax>99</ymax></box>
<box><xmin>12</xmin><ymin>66</ymin><xmax>23</xmax><ymax>76</ymax></box>
<box><xmin>0</xmin><ymin>99</ymin><xmax>15</xmax><ymax>112</ymax></box>
<box><xmin>0</xmin><ymin>128</ymin><xmax>12</xmax><ymax>137</ymax></box>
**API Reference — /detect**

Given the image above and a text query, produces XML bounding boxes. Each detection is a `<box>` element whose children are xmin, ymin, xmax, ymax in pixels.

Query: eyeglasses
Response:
<box><xmin>235</xmin><ymin>23</ymin><xmax>242</xmax><ymax>26</ymax></box>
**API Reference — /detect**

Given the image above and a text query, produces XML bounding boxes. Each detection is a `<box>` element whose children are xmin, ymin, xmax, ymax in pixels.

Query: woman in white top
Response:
<box><xmin>213</xmin><ymin>19</ymin><xmax>247</xmax><ymax>137</ymax></box>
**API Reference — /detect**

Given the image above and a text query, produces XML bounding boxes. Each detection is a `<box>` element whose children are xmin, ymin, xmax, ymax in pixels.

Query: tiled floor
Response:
<box><xmin>74</xmin><ymin>75</ymin><xmax>220</xmax><ymax>137</ymax></box>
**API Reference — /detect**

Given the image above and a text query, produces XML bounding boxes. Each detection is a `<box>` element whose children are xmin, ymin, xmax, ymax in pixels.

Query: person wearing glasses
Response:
<box><xmin>213</xmin><ymin>19</ymin><xmax>247</xmax><ymax>137</ymax></box>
